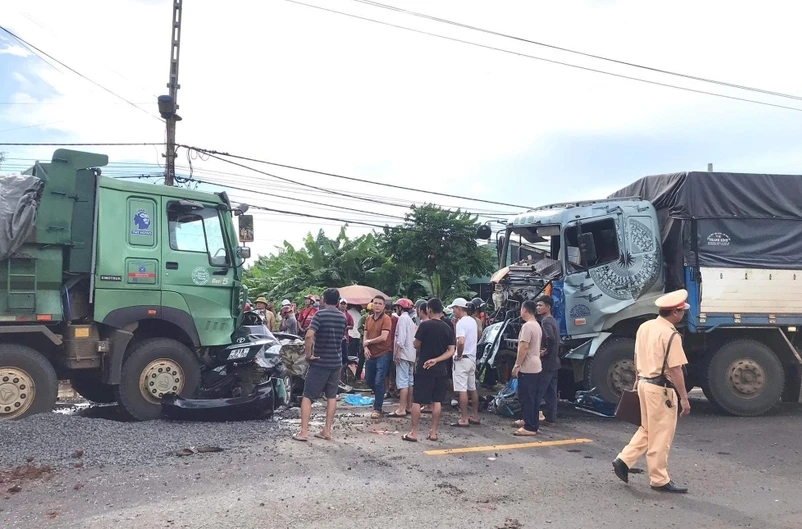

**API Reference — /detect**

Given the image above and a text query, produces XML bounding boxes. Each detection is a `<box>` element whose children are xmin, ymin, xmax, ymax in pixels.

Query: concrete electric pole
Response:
<box><xmin>158</xmin><ymin>0</ymin><xmax>183</xmax><ymax>186</ymax></box>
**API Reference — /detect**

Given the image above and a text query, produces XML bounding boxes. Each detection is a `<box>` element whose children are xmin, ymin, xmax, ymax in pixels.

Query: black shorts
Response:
<box><xmin>341</xmin><ymin>340</ymin><xmax>349</xmax><ymax>365</ymax></box>
<box><xmin>413</xmin><ymin>376</ymin><xmax>448</xmax><ymax>405</ymax></box>
<box><xmin>303</xmin><ymin>365</ymin><xmax>341</xmax><ymax>400</ymax></box>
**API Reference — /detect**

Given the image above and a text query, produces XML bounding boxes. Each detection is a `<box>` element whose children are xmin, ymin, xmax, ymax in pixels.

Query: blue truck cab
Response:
<box><xmin>479</xmin><ymin>171</ymin><xmax>802</xmax><ymax>416</ymax></box>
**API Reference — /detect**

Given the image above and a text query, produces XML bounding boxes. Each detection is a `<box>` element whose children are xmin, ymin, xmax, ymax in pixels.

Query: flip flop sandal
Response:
<box><xmin>450</xmin><ymin>422</ymin><xmax>470</xmax><ymax>427</ymax></box>
<box><xmin>468</xmin><ymin>419</ymin><xmax>481</xmax><ymax>425</ymax></box>
<box><xmin>387</xmin><ymin>411</ymin><xmax>407</xmax><ymax>418</ymax></box>
<box><xmin>292</xmin><ymin>433</ymin><xmax>308</xmax><ymax>442</ymax></box>
<box><xmin>314</xmin><ymin>432</ymin><xmax>332</xmax><ymax>441</ymax></box>
<box><xmin>513</xmin><ymin>429</ymin><xmax>538</xmax><ymax>437</ymax></box>
<box><xmin>401</xmin><ymin>434</ymin><xmax>418</xmax><ymax>442</ymax></box>
<box><xmin>370</xmin><ymin>411</ymin><xmax>383</xmax><ymax>419</ymax></box>
<box><xmin>427</xmin><ymin>435</ymin><xmax>438</xmax><ymax>441</ymax></box>
<box><xmin>512</xmin><ymin>420</ymin><xmax>524</xmax><ymax>427</ymax></box>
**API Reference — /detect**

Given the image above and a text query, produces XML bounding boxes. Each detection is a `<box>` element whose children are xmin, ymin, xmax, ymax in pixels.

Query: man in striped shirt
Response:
<box><xmin>293</xmin><ymin>288</ymin><xmax>347</xmax><ymax>442</ymax></box>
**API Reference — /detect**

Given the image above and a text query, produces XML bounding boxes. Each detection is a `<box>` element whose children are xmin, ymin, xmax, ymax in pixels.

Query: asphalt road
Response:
<box><xmin>2</xmin><ymin>396</ymin><xmax>801</xmax><ymax>529</ymax></box>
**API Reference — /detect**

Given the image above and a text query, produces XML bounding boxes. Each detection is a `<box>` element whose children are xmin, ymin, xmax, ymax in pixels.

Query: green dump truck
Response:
<box><xmin>0</xmin><ymin>149</ymin><xmax>253</xmax><ymax>420</ymax></box>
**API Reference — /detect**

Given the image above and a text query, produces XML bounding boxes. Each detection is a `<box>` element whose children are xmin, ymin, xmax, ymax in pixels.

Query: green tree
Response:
<box><xmin>381</xmin><ymin>204</ymin><xmax>496</xmax><ymax>300</ymax></box>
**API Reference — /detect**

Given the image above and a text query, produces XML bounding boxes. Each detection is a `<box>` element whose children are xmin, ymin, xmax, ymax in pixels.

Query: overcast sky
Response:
<box><xmin>2</xmin><ymin>0</ymin><xmax>801</xmax><ymax>260</ymax></box>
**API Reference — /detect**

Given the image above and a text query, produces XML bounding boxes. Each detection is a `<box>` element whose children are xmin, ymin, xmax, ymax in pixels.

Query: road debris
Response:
<box><xmin>173</xmin><ymin>446</ymin><xmax>224</xmax><ymax>457</ymax></box>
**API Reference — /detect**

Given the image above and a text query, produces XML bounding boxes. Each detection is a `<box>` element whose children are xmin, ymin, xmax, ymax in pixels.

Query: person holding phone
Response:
<box><xmin>293</xmin><ymin>288</ymin><xmax>347</xmax><ymax>442</ymax></box>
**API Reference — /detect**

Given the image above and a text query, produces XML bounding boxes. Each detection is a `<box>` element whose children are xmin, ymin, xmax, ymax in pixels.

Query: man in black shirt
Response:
<box><xmin>293</xmin><ymin>288</ymin><xmax>347</xmax><ymax>442</ymax></box>
<box><xmin>402</xmin><ymin>298</ymin><xmax>455</xmax><ymax>442</ymax></box>
<box><xmin>536</xmin><ymin>295</ymin><xmax>561</xmax><ymax>426</ymax></box>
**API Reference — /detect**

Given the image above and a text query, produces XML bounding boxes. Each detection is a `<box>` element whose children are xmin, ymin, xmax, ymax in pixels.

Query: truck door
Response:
<box><xmin>562</xmin><ymin>215</ymin><xmax>629</xmax><ymax>336</ymax></box>
<box><xmin>161</xmin><ymin>201</ymin><xmax>236</xmax><ymax>346</ymax></box>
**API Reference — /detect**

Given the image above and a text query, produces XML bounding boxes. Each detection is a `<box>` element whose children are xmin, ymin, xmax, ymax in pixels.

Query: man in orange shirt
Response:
<box><xmin>363</xmin><ymin>295</ymin><xmax>393</xmax><ymax>419</ymax></box>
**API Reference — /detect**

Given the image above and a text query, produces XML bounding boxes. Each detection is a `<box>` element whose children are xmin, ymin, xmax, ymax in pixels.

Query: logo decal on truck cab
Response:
<box><xmin>191</xmin><ymin>266</ymin><xmax>210</xmax><ymax>286</ymax></box>
<box><xmin>131</xmin><ymin>209</ymin><xmax>153</xmax><ymax>236</ymax></box>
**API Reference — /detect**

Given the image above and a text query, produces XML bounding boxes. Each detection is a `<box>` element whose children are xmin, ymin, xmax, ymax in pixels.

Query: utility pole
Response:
<box><xmin>158</xmin><ymin>0</ymin><xmax>183</xmax><ymax>186</ymax></box>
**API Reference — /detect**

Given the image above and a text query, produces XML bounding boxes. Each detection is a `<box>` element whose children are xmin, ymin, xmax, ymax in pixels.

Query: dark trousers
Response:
<box><xmin>541</xmin><ymin>370</ymin><xmax>559</xmax><ymax>423</ymax></box>
<box><xmin>518</xmin><ymin>372</ymin><xmax>548</xmax><ymax>432</ymax></box>
<box><xmin>350</xmin><ymin>338</ymin><xmax>364</xmax><ymax>379</ymax></box>
<box><xmin>365</xmin><ymin>353</ymin><xmax>392</xmax><ymax>411</ymax></box>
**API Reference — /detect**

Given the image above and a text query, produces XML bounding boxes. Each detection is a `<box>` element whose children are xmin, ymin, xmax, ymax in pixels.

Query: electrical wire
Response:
<box><xmin>183</xmin><ymin>145</ymin><xmax>532</xmax><ymax>209</ymax></box>
<box><xmin>352</xmin><ymin>0</ymin><xmax>802</xmax><ymax>102</ymax></box>
<box><xmin>0</xmin><ymin>142</ymin><xmax>166</xmax><ymax>146</ymax></box>
<box><xmin>0</xmin><ymin>25</ymin><xmax>163</xmax><ymax>123</ymax></box>
<box><xmin>283</xmin><ymin>0</ymin><xmax>802</xmax><ymax>114</ymax></box>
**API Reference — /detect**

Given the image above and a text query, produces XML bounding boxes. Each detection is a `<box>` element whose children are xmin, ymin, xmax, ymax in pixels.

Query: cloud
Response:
<box><xmin>0</xmin><ymin>44</ymin><xmax>30</xmax><ymax>57</ymax></box>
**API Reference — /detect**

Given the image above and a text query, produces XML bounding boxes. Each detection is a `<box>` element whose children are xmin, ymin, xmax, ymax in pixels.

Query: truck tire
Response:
<box><xmin>584</xmin><ymin>337</ymin><xmax>636</xmax><ymax>404</ymax></box>
<box><xmin>117</xmin><ymin>338</ymin><xmax>201</xmax><ymax>421</ymax></box>
<box><xmin>0</xmin><ymin>344</ymin><xmax>58</xmax><ymax>420</ymax></box>
<box><xmin>706</xmin><ymin>340</ymin><xmax>784</xmax><ymax>417</ymax></box>
<box><xmin>70</xmin><ymin>374</ymin><xmax>117</xmax><ymax>404</ymax></box>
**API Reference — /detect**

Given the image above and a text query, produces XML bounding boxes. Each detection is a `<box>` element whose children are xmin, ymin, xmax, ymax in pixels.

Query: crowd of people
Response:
<box><xmin>249</xmin><ymin>287</ymin><xmax>692</xmax><ymax>493</ymax></box>
<box><xmin>253</xmin><ymin>287</ymin><xmax>562</xmax><ymax>444</ymax></box>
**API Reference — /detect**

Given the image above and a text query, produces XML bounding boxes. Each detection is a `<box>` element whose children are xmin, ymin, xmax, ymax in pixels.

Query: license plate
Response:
<box><xmin>228</xmin><ymin>347</ymin><xmax>250</xmax><ymax>359</ymax></box>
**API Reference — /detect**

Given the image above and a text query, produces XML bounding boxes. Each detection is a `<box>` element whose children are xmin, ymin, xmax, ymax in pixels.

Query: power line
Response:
<box><xmin>183</xmin><ymin>145</ymin><xmax>531</xmax><ymax>210</ymax></box>
<box><xmin>0</xmin><ymin>25</ymin><xmax>163</xmax><ymax>123</ymax></box>
<box><xmin>352</xmin><ymin>0</ymin><xmax>802</xmax><ymax>103</ymax></box>
<box><xmin>189</xmin><ymin>174</ymin><xmax>408</xmax><ymax>221</ymax></box>
<box><xmin>283</xmin><ymin>0</ymin><xmax>802</xmax><ymax>114</ymax></box>
<box><xmin>0</xmin><ymin>142</ymin><xmax>166</xmax><ymax>146</ymax></box>
<box><xmin>195</xmin><ymin>151</ymin><xmax>434</xmax><ymax>210</ymax></box>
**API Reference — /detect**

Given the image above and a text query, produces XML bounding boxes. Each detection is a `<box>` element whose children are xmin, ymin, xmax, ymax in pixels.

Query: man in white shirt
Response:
<box><xmin>449</xmin><ymin>298</ymin><xmax>480</xmax><ymax>427</ymax></box>
<box><xmin>389</xmin><ymin>298</ymin><xmax>417</xmax><ymax>417</ymax></box>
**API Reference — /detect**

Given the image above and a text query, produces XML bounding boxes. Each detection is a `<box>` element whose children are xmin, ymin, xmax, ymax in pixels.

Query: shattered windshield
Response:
<box><xmin>504</xmin><ymin>225</ymin><xmax>561</xmax><ymax>273</ymax></box>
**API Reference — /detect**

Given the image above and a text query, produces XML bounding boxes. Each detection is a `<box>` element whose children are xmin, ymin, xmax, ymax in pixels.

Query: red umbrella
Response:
<box><xmin>336</xmin><ymin>285</ymin><xmax>390</xmax><ymax>306</ymax></box>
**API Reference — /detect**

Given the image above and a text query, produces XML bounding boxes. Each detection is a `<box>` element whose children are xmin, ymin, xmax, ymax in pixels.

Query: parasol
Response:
<box><xmin>336</xmin><ymin>285</ymin><xmax>390</xmax><ymax>306</ymax></box>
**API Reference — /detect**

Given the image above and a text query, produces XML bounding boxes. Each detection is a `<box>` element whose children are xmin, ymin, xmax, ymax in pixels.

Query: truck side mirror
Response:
<box><xmin>238</xmin><ymin>215</ymin><xmax>254</xmax><ymax>243</ymax></box>
<box><xmin>476</xmin><ymin>224</ymin><xmax>492</xmax><ymax>240</ymax></box>
<box><xmin>496</xmin><ymin>235</ymin><xmax>505</xmax><ymax>259</ymax></box>
<box><xmin>578</xmin><ymin>233</ymin><xmax>597</xmax><ymax>265</ymax></box>
<box><xmin>237</xmin><ymin>246</ymin><xmax>251</xmax><ymax>260</ymax></box>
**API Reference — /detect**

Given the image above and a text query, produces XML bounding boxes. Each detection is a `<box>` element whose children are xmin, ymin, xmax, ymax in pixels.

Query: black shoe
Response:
<box><xmin>612</xmin><ymin>458</ymin><xmax>629</xmax><ymax>483</ymax></box>
<box><xmin>651</xmin><ymin>481</ymin><xmax>688</xmax><ymax>493</ymax></box>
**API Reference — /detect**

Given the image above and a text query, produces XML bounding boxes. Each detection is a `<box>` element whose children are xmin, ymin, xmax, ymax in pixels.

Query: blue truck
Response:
<box><xmin>478</xmin><ymin>170</ymin><xmax>802</xmax><ymax>416</ymax></box>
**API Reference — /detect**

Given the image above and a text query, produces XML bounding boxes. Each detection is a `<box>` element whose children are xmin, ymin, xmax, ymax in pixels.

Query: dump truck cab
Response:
<box><xmin>0</xmin><ymin>149</ymin><xmax>252</xmax><ymax>420</ymax></box>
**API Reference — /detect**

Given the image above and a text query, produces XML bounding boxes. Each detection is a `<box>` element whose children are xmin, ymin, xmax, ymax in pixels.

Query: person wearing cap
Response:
<box><xmin>613</xmin><ymin>289</ymin><xmax>691</xmax><ymax>494</ymax></box>
<box><xmin>280</xmin><ymin>299</ymin><xmax>299</xmax><ymax>336</ymax></box>
<box><xmin>254</xmin><ymin>296</ymin><xmax>276</xmax><ymax>332</ymax></box>
<box><xmin>448</xmin><ymin>298</ymin><xmax>481</xmax><ymax>427</ymax></box>
<box><xmin>470</xmin><ymin>297</ymin><xmax>486</xmax><ymax>338</ymax></box>
<box><xmin>388</xmin><ymin>298</ymin><xmax>416</xmax><ymax>417</ymax></box>
<box><xmin>298</xmin><ymin>295</ymin><xmax>319</xmax><ymax>333</ymax></box>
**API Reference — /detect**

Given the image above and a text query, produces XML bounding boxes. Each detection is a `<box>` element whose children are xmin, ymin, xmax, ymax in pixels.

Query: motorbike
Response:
<box><xmin>162</xmin><ymin>311</ymin><xmax>293</xmax><ymax>421</ymax></box>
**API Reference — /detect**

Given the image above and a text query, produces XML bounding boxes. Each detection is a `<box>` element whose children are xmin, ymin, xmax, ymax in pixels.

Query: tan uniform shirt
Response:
<box><xmin>518</xmin><ymin>320</ymin><xmax>543</xmax><ymax>374</ymax></box>
<box><xmin>634</xmin><ymin>317</ymin><xmax>688</xmax><ymax>378</ymax></box>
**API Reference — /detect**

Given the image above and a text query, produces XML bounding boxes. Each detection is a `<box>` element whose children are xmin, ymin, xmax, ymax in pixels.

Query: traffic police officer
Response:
<box><xmin>613</xmin><ymin>289</ymin><xmax>691</xmax><ymax>493</ymax></box>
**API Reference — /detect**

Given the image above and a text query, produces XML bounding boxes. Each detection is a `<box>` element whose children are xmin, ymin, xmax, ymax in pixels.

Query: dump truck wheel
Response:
<box><xmin>70</xmin><ymin>374</ymin><xmax>117</xmax><ymax>403</ymax></box>
<box><xmin>0</xmin><ymin>344</ymin><xmax>58</xmax><ymax>420</ymax></box>
<box><xmin>584</xmin><ymin>337</ymin><xmax>636</xmax><ymax>404</ymax></box>
<box><xmin>117</xmin><ymin>338</ymin><xmax>201</xmax><ymax>421</ymax></box>
<box><xmin>706</xmin><ymin>340</ymin><xmax>784</xmax><ymax>417</ymax></box>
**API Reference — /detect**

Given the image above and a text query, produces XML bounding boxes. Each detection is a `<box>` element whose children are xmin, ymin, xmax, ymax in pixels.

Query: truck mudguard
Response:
<box><xmin>102</xmin><ymin>305</ymin><xmax>201</xmax><ymax>347</ymax></box>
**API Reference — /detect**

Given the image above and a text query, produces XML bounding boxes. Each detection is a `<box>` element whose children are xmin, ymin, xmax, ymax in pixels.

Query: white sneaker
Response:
<box><xmin>539</xmin><ymin>411</ymin><xmax>546</xmax><ymax>421</ymax></box>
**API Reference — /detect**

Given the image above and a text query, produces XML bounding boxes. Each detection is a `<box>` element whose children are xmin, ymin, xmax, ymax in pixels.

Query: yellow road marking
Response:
<box><xmin>424</xmin><ymin>438</ymin><xmax>592</xmax><ymax>456</ymax></box>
